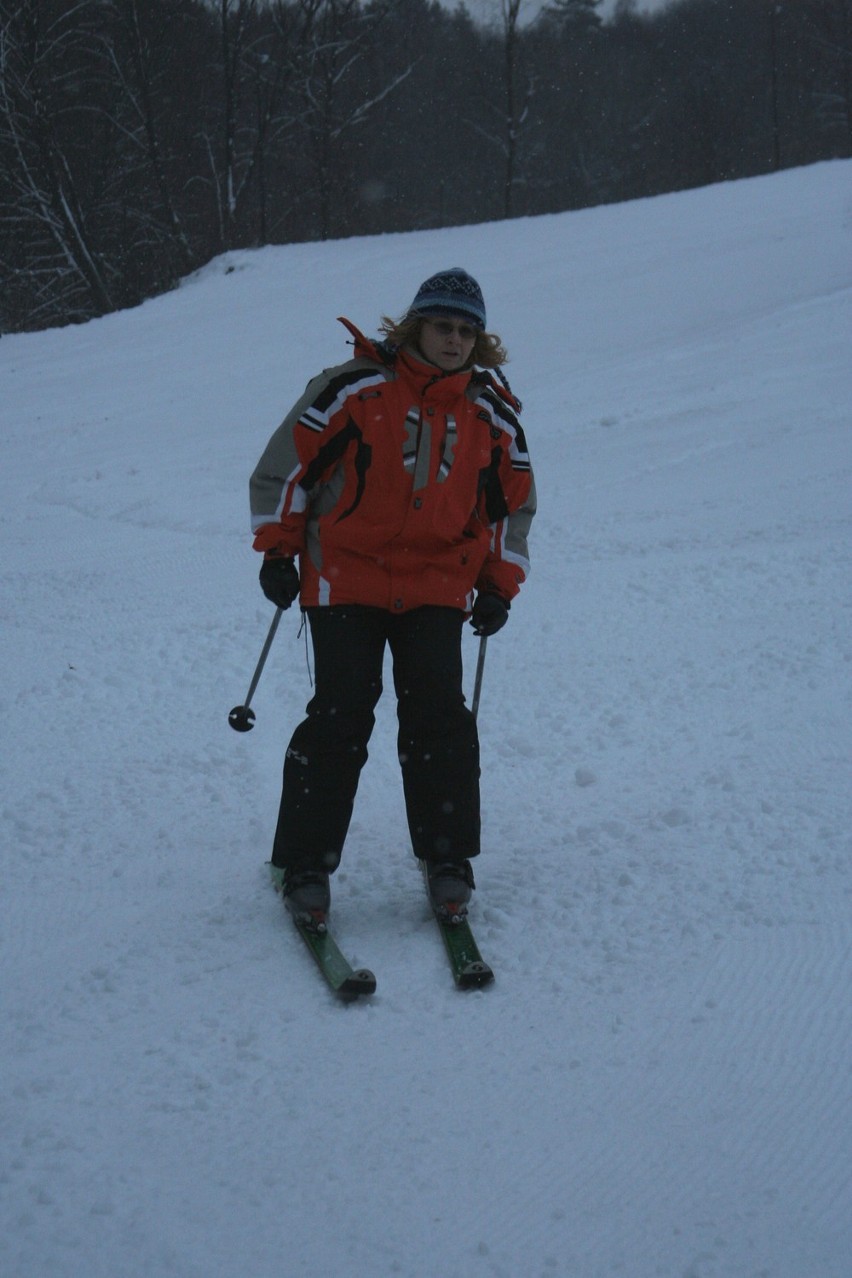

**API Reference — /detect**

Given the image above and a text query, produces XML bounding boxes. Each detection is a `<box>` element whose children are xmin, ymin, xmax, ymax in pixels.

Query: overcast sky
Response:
<box><xmin>450</xmin><ymin>0</ymin><xmax>673</xmax><ymax>24</ymax></box>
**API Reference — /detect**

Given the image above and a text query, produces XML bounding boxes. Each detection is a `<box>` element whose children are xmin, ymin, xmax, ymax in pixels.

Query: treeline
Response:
<box><xmin>1</xmin><ymin>0</ymin><xmax>849</xmax><ymax>332</ymax></box>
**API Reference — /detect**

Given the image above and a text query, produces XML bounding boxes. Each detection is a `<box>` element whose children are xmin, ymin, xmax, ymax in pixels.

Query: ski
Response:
<box><xmin>269</xmin><ymin>866</ymin><xmax>376</xmax><ymax>999</ymax></box>
<box><xmin>433</xmin><ymin>913</ymin><xmax>494</xmax><ymax>988</ymax></box>
<box><xmin>420</xmin><ymin>861</ymin><xmax>494</xmax><ymax>989</ymax></box>
<box><xmin>292</xmin><ymin>919</ymin><xmax>377</xmax><ymax>999</ymax></box>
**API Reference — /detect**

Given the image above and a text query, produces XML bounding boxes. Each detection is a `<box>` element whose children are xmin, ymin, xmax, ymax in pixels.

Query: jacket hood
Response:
<box><xmin>337</xmin><ymin>316</ymin><xmax>391</xmax><ymax>364</ymax></box>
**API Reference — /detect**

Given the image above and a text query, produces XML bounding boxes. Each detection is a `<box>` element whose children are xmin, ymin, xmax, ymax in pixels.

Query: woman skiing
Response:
<box><xmin>249</xmin><ymin>268</ymin><xmax>535</xmax><ymax>927</ymax></box>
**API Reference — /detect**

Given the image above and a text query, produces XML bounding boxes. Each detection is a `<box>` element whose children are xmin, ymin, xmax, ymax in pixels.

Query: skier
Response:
<box><xmin>249</xmin><ymin>268</ymin><xmax>535</xmax><ymax>927</ymax></box>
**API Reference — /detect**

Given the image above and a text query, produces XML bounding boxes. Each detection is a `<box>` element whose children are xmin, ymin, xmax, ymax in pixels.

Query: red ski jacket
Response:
<box><xmin>250</xmin><ymin>319</ymin><xmax>535</xmax><ymax>613</ymax></box>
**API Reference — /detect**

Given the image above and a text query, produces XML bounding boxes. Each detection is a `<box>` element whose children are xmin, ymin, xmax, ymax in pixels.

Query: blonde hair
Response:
<box><xmin>379</xmin><ymin>314</ymin><xmax>509</xmax><ymax>370</ymax></box>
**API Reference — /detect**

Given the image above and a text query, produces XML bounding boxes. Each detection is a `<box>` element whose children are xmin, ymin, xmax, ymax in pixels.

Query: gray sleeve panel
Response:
<box><xmin>506</xmin><ymin>469</ymin><xmax>536</xmax><ymax>570</ymax></box>
<box><xmin>248</xmin><ymin>367</ymin><xmax>343</xmax><ymax>528</ymax></box>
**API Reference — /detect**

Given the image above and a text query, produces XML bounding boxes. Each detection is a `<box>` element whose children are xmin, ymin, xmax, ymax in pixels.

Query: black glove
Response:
<box><xmin>259</xmin><ymin>557</ymin><xmax>300</xmax><ymax>610</ymax></box>
<box><xmin>470</xmin><ymin>592</ymin><xmax>510</xmax><ymax>637</ymax></box>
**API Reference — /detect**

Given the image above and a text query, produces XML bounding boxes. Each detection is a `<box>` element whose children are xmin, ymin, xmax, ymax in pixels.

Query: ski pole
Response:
<box><xmin>228</xmin><ymin>607</ymin><xmax>283</xmax><ymax>732</ymax></box>
<box><xmin>470</xmin><ymin>634</ymin><xmax>488</xmax><ymax>722</ymax></box>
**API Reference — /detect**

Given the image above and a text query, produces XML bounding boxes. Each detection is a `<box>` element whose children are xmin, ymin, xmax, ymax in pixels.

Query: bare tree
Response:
<box><xmin>527</xmin><ymin>0</ymin><xmax>604</xmax><ymax>211</ymax></box>
<box><xmin>0</xmin><ymin>0</ymin><xmax>116</xmax><ymax>325</ymax></box>
<box><xmin>800</xmin><ymin>0</ymin><xmax>852</xmax><ymax>155</ymax></box>
<box><xmin>457</xmin><ymin>0</ymin><xmax>536</xmax><ymax>219</ymax></box>
<box><xmin>199</xmin><ymin>0</ymin><xmax>258</xmax><ymax>249</ymax></box>
<box><xmin>100</xmin><ymin>0</ymin><xmax>197</xmax><ymax>272</ymax></box>
<box><xmin>500</xmin><ymin>0</ymin><xmax>528</xmax><ymax>216</ymax></box>
<box><xmin>273</xmin><ymin>0</ymin><xmax>412</xmax><ymax>240</ymax></box>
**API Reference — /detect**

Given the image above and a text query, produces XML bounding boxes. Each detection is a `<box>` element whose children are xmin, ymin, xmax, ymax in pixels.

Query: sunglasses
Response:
<box><xmin>425</xmin><ymin>318</ymin><xmax>478</xmax><ymax>341</ymax></box>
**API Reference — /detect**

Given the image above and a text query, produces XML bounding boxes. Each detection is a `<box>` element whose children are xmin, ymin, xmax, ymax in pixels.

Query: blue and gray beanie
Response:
<box><xmin>407</xmin><ymin>267</ymin><xmax>486</xmax><ymax>330</ymax></box>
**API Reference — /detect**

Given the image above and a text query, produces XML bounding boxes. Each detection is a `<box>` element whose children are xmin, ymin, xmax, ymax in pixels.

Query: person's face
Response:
<box><xmin>417</xmin><ymin>317</ymin><xmax>477</xmax><ymax>371</ymax></box>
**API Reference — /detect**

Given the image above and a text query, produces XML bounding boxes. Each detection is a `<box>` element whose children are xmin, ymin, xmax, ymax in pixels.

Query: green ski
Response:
<box><xmin>419</xmin><ymin>860</ymin><xmax>494</xmax><ymax>989</ymax></box>
<box><xmin>433</xmin><ymin>914</ymin><xmax>494</xmax><ymax>989</ymax></box>
<box><xmin>270</xmin><ymin>865</ymin><xmax>375</xmax><ymax>999</ymax></box>
<box><xmin>292</xmin><ymin>920</ymin><xmax>377</xmax><ymax>998</ymax></box>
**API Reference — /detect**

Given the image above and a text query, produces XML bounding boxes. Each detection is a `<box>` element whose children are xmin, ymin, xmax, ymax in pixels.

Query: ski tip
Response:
<box><xmin>339</xmin><ymin>969</ymin><xmax>377</xmax><ymax>997</ymax></box>
<box><xmin>457</xmin><ymin>961</ymin><xmax>494</xmax><ymax>990</ymax></box>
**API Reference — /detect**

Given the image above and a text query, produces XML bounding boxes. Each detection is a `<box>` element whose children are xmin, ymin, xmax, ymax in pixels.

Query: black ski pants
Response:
<box><xmin>271</xmin><ymin>605</ymin><xmax>481</xmax><ymax>874</ymax></box>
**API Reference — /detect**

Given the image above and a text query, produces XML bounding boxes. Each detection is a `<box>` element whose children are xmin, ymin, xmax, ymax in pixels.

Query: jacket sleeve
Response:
<box><xmin>249</xmin><ymin>359</ymin><xmax>380</xmax><ymax>558</ymax></box>
<box><xmin>473</xmin><ymin>390</ymin><xmax>536</xmax><ymax>601</ymax></box>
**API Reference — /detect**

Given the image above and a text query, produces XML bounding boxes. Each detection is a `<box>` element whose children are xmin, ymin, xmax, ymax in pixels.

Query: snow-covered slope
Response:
<box><xmin>2</xmin><ymin>161</ymin><xmax>851</xmax><ymax>1278</ymax></box>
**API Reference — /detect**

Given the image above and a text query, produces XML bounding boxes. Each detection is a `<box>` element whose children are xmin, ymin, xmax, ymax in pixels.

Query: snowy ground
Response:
<box><xmin>2</xmin><ymin>160</ymin><xmax>851</xmax><ymax>1278</ymax></box>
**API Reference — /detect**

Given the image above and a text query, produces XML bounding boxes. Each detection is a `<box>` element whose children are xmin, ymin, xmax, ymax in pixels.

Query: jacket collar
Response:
<box><xmin>395</xmin><ymin>346</ymin><xmax>473</xmax><ymax>399</ymax></box>
<box><xmin>337</xmin><ymin>316</ymin><xmax>472</xmax><ymax>399</ymax></box>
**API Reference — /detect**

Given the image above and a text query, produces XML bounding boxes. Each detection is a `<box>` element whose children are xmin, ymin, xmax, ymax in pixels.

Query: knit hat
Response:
<box><xmin>407</xmin><ymin>267</ymin><xmax>486</xmax><ymax>330</ymax></box>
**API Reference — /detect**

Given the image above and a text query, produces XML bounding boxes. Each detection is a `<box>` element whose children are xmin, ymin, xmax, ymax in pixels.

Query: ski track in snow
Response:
<box><xmin>2</xmin><ymin>161</ymin><xmax>851</xmax><ymax>1278</ymax></box>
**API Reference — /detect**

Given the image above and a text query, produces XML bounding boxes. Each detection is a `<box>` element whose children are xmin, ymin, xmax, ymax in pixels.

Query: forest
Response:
<box><xmin>1</xmin><ymin>0</ymin><xmax>850</xmax><ymax>332</ymax></box>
